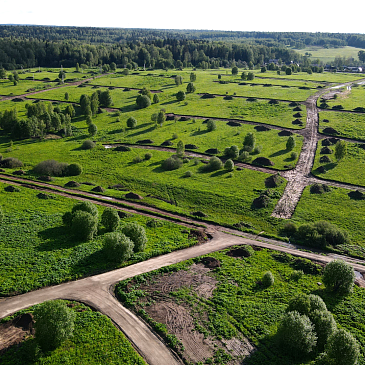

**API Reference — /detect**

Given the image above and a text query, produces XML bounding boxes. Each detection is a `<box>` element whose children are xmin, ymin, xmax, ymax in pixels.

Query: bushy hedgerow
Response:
<box><xmin>0</xmin><ymin>157</ymin><xmax>23</xmax><ymax>168</ymax></box>
<box><xmin>33</xmin><ymin>159</ymin><xmax>82</xmax><ymax>177</ymax></box>
<box><xmin>161</xmin><ymin>155</ymin><xmax>183</xmax><ymax>171</ymax></box>
<box><xmin>121</xmin><ymin>222</ymin><xmax>148</xmax><ymax>253</ymax></box>
<box><xmin>294</xmin><ymin>221</ymin><xmax>349</xmax><ymax>248</ymax></box>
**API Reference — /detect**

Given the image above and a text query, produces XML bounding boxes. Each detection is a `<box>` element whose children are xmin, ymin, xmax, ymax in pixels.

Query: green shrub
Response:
<box><xmin>88</xmin><ymin>123</ymin><xmax>97</xmax><ymax>136</ymax></box>
<box><xmin>290</xmin><ymin>270</ymin><xmax>304</xmax><ymax>281</ymax></box>
<box><xmin>295</xmin><ymin>221</ymin><xmax>349</xmax><ymax>248</ymax></box>
<box><xmin>326</xmin><ymin>329</ymin><xmax>360</xmax><ymax>365</ymax></box>
<box><xmin>224</xmin><ymin>145</ymin><xmax>239</xmax><ymax>159</ymax></box>
<box><xmin>133</xmin><ymin>155</ymin><xmax>143</xmax><ymax>163</ymax></box>
<box><xmin>184</xmin><ymin>170</ymin><xmax>193</xmax><ymax>177</ymax></box>
<box><xmin>206</xmin><ymin>119</ymin><xmax>217</xmax><ymax>132</ymax></box>
<box><xmin>71</xmin><ymin>210</ymin><xmax>98</xmax><ymax>241</ymax></box>
<box><xmin>162</xmin><ymin>156</ymin><xmax>183</xmax><ymax>171</ymax></box>
<box><xmin>206</xmin><ymin>156</ymin><xmax>223</xmax><ymax>171</ymax></box>
<box><xmin>121</xmin><ymin>222</ymin><xmax>148</xmax><ymax>253</ymax></box>
<box><xmin>310</xmin><ymin>309</ymin><xmax>337</xmax><ymax>350</ymax></box>
<box><xmin>136</xmin><ymin>94</ymin><xmax>151</xmax><ymax>109</ymax></box>
<box><xmin>103</xmin><ymin>232</ymin><xmax>134</xmax><ymax>263</ymax></box>
<box><xmin>33</xmin><ymin>159</ymin><xmax>68</xmax><ymax>176</ymax></box>
<box><xmin>34</xmin><ymin>300</ymin><xmax>76</xmax><ymax>352</ymax></box>
<box><xmin>66</xmin><ymin>163</ymin><xmax>82</xmax><ymax>176</ymax></box>
<box><xmin>127</xmin><ymin>117</ymin><xmax>137</xmax><ymax>129</ymax></box>
<box><xmin>323</xmin><ymin>259</ymin><xmax>355</xmax><ymax>294</ymax></box>
<box><xmin>71</xmin><ymin>201</ymin><xmax>98</xmax><ymax>218</ymax></box>
<box><xmin>62</xmin><ymin>211</ymin><xmax>73</xmax><ymax>226</ymax></box>
<box><xmin>278</xmin><ymin>311</ymin><xmax>317</xmax><ymax>355</ymax></box>
<box><xmin>144</xmin><ymin>152</ymin><xmax>152</xmax><ymax>160</ymax></box>
<box><xmin>101</xmin><ymin>207</ymin><xmax>120</xmax><ymax>232</ymax></box>
<box><xmin>262</xmin><ymin>271</ymin><xmax>274</xmax><ymax>287</ymax></box>
<box><xmin>81</xmin><ymin>140</ymin><xmax>96</xmax><ymax>150</ymax></box>
<box><xmin>224</xmin><ymin>159</ymin><xmax>234</xmax><ymax>171</ymax></box>
<box><xmin>176</xmin><ymin>91</ymin><xmax>186</xmax><ymax>101</ymax></box>
<box><xmin>0</xmin><ymin>157</ymin><xmax>23</xmax><ymax>168</ymax></box>
<box><xmin>290</xmin><ymin>151</ymin><xmax>298</xmax><ymax>160</ymax></box>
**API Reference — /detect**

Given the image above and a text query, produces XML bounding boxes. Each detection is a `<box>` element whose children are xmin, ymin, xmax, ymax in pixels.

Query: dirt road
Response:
<box><xmin>1</xmin><ymin>230</ymin><xmax>364</xmax><ymax>365</ymax></box>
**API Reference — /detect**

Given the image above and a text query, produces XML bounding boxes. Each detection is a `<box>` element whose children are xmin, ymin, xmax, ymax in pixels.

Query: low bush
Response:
<box><xmin>101</xmin><ymin>207</ymin><xmax>120</xmax><ymax>232</ymax></box>
<box><xmin>0</xmin><ymin>157</ymin><xmax>23</xmax><ymax>168</ymax></box>
<box><xmin>81</xmin><ymin>140</ymin><xmax>96</xmax><ymax>150</ymax></box>
<box><xmin>104</xmin><ymin>232</ymin><xmax>134</xmax><ymax>263</ymax></box>
<box><xmin>162</xmin><ymin>155</ymin><xmax>183</xmax><ymax>171</ymax></box>
<box><xmin>71</xmin><ymin>210</ymin><xmax>98</xmax><ymax>241</ymax></box>
<box><xmin>121</xmin><ymin>222</ymin><xmax>148</xmax><ymax>253</ymax></box>
<box><xmin>262</xmin><ymin>271</ymin><xmax>274</xmax><ymax>287</ymax></box>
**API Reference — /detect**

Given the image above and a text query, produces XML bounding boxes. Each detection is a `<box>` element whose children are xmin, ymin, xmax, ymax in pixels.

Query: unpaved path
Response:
<box><xmin>271</xmin><ymin>80</ymin><xmax>365</xmax><ymax>218</ymax></box>
<box><xmin>1</xmin><ymin>231</ymin><xmax>364</xmax><ymax>365</ymax></box>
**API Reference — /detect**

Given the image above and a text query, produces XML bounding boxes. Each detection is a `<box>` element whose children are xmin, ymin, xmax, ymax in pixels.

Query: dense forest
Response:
<box><xmin>0</xmin><ymin>25</ymin><xmax>364</xmax><ymax>70</ymax></box>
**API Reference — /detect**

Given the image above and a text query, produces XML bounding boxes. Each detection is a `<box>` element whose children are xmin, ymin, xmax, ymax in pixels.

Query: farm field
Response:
<box><xmin>116</xmin><ymin>247</ymin><xmax>365</xmax><ymax>365</ymax></box>
<box><xmin>295</xmin><ymin>46</ymin><xmax>362</xmax><ymax>63</ymax></box>
<box><xmin>1</xmin><ymin>301</ymin><xmax>147</xmax><ymax>365</ymax></box>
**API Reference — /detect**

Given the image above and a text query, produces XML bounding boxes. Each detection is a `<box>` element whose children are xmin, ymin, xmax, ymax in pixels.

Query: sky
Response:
<box><xmin>1</xmin><ymin>0</ymin><xmax>365</xmax><ymax>34</ymax></box>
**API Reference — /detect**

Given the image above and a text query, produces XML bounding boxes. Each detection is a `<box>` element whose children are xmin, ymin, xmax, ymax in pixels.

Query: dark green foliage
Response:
<box><xmin>99</xmin><ymin>90</ymin><xmax>113</xmax><ymax>107</ymax></box>
<box><xmin>186</xmin><ymin>82</ymin><xmax>196</xmax><ymax>93</ymax></box>
<box><xmin>34</xmin><ymin>300</ymin><xmax>76</xmax><ymax>352</ymax></box>
<box><xmin>81</xmin><ymin>140</ymin><xmax>96</xmax><ymax>150</ymax></box>
<box><xmin>232</xmin><ymin>66</ymin><xmax>238</xmax><ymax>75</ymax></box>
<box><xmin>162</xmin><ymin>155</ymin><xmax>183</xmax><ymax>171</ymax></box>
<box><xmin>243</xmin><ymin>132</ymin><xmax>256</xmax><ymax>152</ymax></box>
<box><xmin>206</xmin><ymin>119</ymin><xmax>217</xmax><ymax>132</ymax></box>
<box><xmin>33</xmin><ymin>159</ymin><xmax>68</xmax><ymax>176</ymax></box>
<box><xmin>127</xmin><ymin>117</ymin><xmax>137</xmax><ymax>129</ymax></box>
<box><xmin>262</xmin><ymin>271</ymin><xmax>274</xmax><ymax>287</ymax></box>
<box><xmin>72</xmin><ymin>201</ymin><xmax>99</xmax><ymax>218</ymax></box>
<box><xmin>136</xmin><ymin>94</ymin><xmax>151</xmax><ymax>109</ymax></box>
<box><xmin>144</xmin><ymin>152</ymin><xmax>152</xmax><ymax>160</ymax></box>
<box><xmin>326</xmin><ymin>329</ymin><xmax>360</xmax><ymax>365</ymax></box>
<box><xmin>334</xmin><ymin>140</ymin><xmax>346</xmax><ymax>161</ymax></box>
<box><xmin>80</xmin><ymin>94</ymin><xmax>91</xmax><ymax>115</ymax></box>
<box><xmin>66</xmin><ymin>163</ymin><xmax>82</xmax><ymax>176</ymax></box>
<box><xmin>104</xmin><ymin>232</ymin><xmax>134</xmax><ymax>262</ymax></box>
<box><xmin>205</xmin><ymin>156</ymin><xmax>223</xmax><ymax>171</ymax></box>
<box><xmin>278</xmin><ymin>311</ymin><xmax>317</xmax><ymax>355</ymax></box>
<box><xmin>286</xmin><ymin>135</ymin><xmax>296</xmax><ymax>151</ymax></box>
<box><xmin>101</xmin><ymin>207</ymin><xmax>120</xmax><ymax>232</ymax></box>
<box><xmin>0</xmin><ymin>205</ymin><xmax>3</xmax><ymax>223</ymax></box>
<box><xmin>176</xmin><ymin>90</ymin><xmax>186</xmax><ymax>101</ymax></box>
<box><xmin>121</xmin><ymin>222</ymin><xmax>148</xmax><ymax>252</ymax></box>
<box><xmin>152</xmin><ymin>93</ymin><xmax>160</xmax><ymax>104</ymax></box>
<box><xmin>190</xmin><ymin>72</ymin><xmax>196</xmax><ymax>82</ymax></box>
<box><xmin>224</xmin><ymin>159</ymin><xmax>234</xmax><ymax>171</ymax></box>
<box><xmin>310</xmin><ymin>309</ymin><xmax>337</xmax><ymax>350</ymax></box>
<box><xmin>71</xmin><ymin>210</ymin><xmax>98</xmax><ymax>241</ymax></box>
<box><xmin>295</xmin><ymin>221</ymin><xmax>349</xmax><ymax>248</ymax></box>
<box><xmin>0</xmin><ymin>157</ymin><xmax>23</xmax><ymax>168</ymax></box>
<box><xmin>323</xmin><ymin>259</ymin><xmax>355</xmax><ymax>294</ymax></box>
<box><xmin>224</xmin><ymin>145</ymin><xmax>239</xmax><ymax>159</ymax></box>
<box><xmin>62</xmin><ymin>211</ymin><xmax>73</xmax><ymax>226</ymax></box>
<box><xmin>88</xmin><ymin>123</ymin><xmax>97</xmax><ymax>136</ymax></box>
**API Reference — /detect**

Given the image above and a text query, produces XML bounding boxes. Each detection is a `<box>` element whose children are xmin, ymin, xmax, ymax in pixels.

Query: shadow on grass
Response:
<box><xmin>161</xmin><ymin>100</ymin><xmax>179</xmax><ymax>106</ymax></box>
<box><xmin>269</xmin><ymin>149</ymin><xmax>288</xmax><ymax>158</ymax></box>
<box><xmin>37</xmin><ymin>226</ymin><xmax>82</xmax><ymax>251</ymax></box>
<box><xmin>191</xmin><ymin>129</ymin><xmax>209</xmax><ymax>136</ymax></box>
<box><xmin>127</xmin><ymin>125</ymin><xmax>156</xmax><ymax>138</ymax></box>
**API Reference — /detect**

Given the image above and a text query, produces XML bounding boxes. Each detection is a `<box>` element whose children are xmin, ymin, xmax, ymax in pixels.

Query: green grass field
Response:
<box><xmin>295</xmin><ymin>46</ymin><xmax>361</xmax><ymax>63</ymax></box>
<box><xmin>1</xmin><ymin>301</ymin><xmax>147</xmax><ymax>365</ymax></box>
<box><xmin>320</xmin><ymin>84</ymin><xmax>365</xmax><ymax>111</ymax></box>
<box><xmin>319</xmin><ymin>110</ymin><xmax>365</xmax><ymax>141</ymax></box>
<box><xmin>0</xmin><ymin>181</ymin><xmax>197</xmax><ymax>296</ymax></box>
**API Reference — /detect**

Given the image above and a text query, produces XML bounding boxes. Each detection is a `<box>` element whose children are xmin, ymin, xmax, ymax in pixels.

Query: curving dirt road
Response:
<box><xmin>1</xmin><ymin>230</ymin><xmax>364</xmax><ymax>365</ymax></box>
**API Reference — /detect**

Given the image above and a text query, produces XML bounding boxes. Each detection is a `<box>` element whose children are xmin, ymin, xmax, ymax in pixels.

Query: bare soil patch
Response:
<box><xmin>0</xmin><ymin>313</ymin><xmax>34</xmax><ymax>354</ymax></box>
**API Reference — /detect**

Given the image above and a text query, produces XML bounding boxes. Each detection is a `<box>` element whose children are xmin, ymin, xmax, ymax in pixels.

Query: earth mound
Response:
<box><xmin>252</xmin><ymin>157</ymin><xmax>274</xmax><ymax>166</ymax></box>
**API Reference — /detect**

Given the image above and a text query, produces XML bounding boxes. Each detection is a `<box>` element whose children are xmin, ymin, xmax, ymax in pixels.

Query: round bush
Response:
<box><xmin>121</xmin><ymin>222</ymin><xmax>148</xmax><ymax>253</ymax></box>
<box><xmin>176</xmin><ymin>90</ymin><xmax>186</xmax><ymax>101</ymax></box>
<box><xmin>88</xmin><ymin>123</ymin><xmax>97</xmax><ymax>136</ymax></box>
<box><xmin>144</xmin><ymin>152</ymin><xmax>152</xmax><ymax>160</ymax></box>
<box><xmin>101</xmin><ymin>207</ymin><xmax>120</xmax><ymax>232</ymax></box>
<box><xmin>71</xmin><ymin>201</ymin><xmax>98</xmax><ymax>218</ymax></box>
<box><xmin>34</xmin><ymin>300</ymin><xmax>76</xmax><ymax>352</ymax></box>
<box><xmin>278</xmin><ymin>311</ymin><xmax>317</xmax><ymax>355</ymax></box>
<box><xmin>136</xmin><ymin>94</ymin><xmax>151</xmax><ymax>109</ymax></box>
<box><xmin>0</xmin><ymin>157</ymin><xmax>23</xmax><ymax>168</ymax></box>
<box><xmin>323</xmin><ymin>259</ymin><xmax>355</xmax><ymax>294</ymax></box>
<box><xmin>207</xmin><ymin>156</ymin><xmax>223</xmax><ymax>171</ymax></box>
<box><xmin>206</xmin><ymin>119</ymin><xmax>217</xmax><ymax>132</ymax></box>
<box><xmin>81</xmin><ymin>140</ymin><xmax>96</xmax><ymax>150</ymax></box>
<box><xmin>162</xmin><ymin>156</ymin><xmax>183</xmax><ymax>171</ymax></box>
<box><xmin>71</xmin><ymin>210</ymin><xmax>98</xmax><ymax>241</ymax></box>
<box><xmin>66</xmin><ymin>163</ymin><xmax>82</xmax><ymax>176</ymax></box>
<box><xmin>62</xmin><ymin>211</ymin><xmax>73</xmax><ymax>227</ymax></box>
<box><xmin>310</xmin><ymin>309</ymin><xmax>337</xmax><ymax>350</ymax></box>
<box><xmin>224</xmin><ymin>159</ymin><xmax>234</xmax><ymax>171</ymax></box>
<box><xmin>127</xmin><ymin>117</ymin><xmax>137</xmax><ymax>129</ymax></box>
<box><xmin>103</xmin><ymin>232</ymin><xmax>134</xmax><ymax>263</ymax></box>
<box><xmin>326</xmin><ymin>329</ymin><xmax>360</xmax><ymax>365</ymax></box>
<box><xmin>262</xmin><ymin>271</ymin><xmax>274</xmax><ymax>287</ymax></box>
